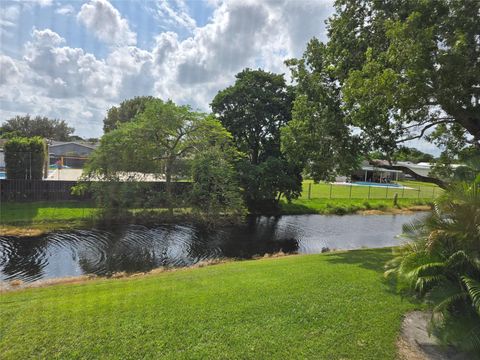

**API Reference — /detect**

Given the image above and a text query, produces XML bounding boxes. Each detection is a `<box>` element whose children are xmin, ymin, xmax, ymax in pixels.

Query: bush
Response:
<box><xmin>4</xmin><ymin>137</ymin><xmax>46</xmax><ymax>180</ymax></box>
<box><xmin>191</xmin><ymin>148</ymin><xmax>245</xmax><ymax>225</ymax></box>
<box><xmin>385</xmin><ymin>181</ymin><xmax>480</xmax><ymax>356</ymax></box>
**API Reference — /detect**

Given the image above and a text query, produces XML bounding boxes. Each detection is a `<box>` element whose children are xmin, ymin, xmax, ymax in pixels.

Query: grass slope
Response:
<box><xmin>282</xmin><ymin>198</ymin><xmax>432</xmax><ymax>215</ymax></box>
<box><xmin>0</xmin><ymin>249</ymin><xmax>416</xmax><ymax>359</ymax></box>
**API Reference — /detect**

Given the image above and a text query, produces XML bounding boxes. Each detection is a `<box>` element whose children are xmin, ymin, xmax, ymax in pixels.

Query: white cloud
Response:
<box><xmin>156</xmin><ymin>0</ymin><xmax>197</xmax><ymax>32</ymax></box>
<box><xmin>37</xmin><ymin>0</ymin><xmax>53</xmax><ymax>7</ymax></box>
<box><xmin>55</xmin><ymin>4</ymin><xmax>75</xmax><ymax>15</ymax></box>
<box><xmin>77</xmin><ymin>0</ymin><xmax>137</xmax><ymax>46</ymax></box>
<box><xmin>0</xmin><ymin>4</ymin><xmax>20</xmax><ymax>39</ymax></box>
<box><xmin>0</xmin><ymin>55</ymin><xmax>22</xmax><ymax>85</ymax></box>
<box><xmin>0</xmin><ymin>0</ymin><xmax>336</xmax><ymax>137</ymax></box>
<box><xmin>149</xmin><ymin>0</ymin><xmax>334</xmax><ymax>109</ymax></box>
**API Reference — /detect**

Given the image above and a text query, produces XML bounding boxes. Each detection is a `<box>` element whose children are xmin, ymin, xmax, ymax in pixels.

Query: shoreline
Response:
<box><xmin>0</xmin><ymin>204</ymin><xmax>432</xmax><ymax>238</ymax></box>
<box><xmin>0</xmin><ymin>252</ymin><xmax>299</xmax><ymax>293</ymax></box>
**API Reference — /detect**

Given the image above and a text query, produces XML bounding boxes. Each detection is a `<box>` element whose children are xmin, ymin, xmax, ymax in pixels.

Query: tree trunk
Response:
<box><xmin>165</xmin><ymin>158</ymin><xmax>174</xmax><ymax>215</ymax></box>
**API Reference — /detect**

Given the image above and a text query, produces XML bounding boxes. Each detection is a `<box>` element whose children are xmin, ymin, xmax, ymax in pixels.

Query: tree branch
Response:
<box><xmin>371</xmin><ymin>161</ymin><xmax>447</xmax><ymax>189</ymax></box>
<box><xmin>397</xmin><ymin>119</ymin><xmax>455</xmax><ymax>143</ymax></box>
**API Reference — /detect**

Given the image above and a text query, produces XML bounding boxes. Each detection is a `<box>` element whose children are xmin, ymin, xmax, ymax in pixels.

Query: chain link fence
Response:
<box><xmin>300</xmin><ymin>181</ymin><xmax>442</xmax><ymax>200</ymax></box>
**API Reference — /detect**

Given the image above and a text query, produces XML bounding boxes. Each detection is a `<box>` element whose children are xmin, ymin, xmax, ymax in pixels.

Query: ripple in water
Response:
<box><xmin>0</xmin><ymin>213</ymin><xmax>427</xmax><ymax>282</ymax></box>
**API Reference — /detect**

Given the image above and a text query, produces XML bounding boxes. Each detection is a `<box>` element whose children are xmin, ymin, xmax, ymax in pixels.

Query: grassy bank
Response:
<box><xmin>0</xmin><ymin>248</ymin><xmax>417</xmax><ymax>359</ymax></box>
<box><xmin>282</xmin><ymin>198</ymin><xmax>432</xmax><ymax>215</ymax></box>
<box><xmin>0</xmin><ymin>180</ymin><xmax>438</xmax><ymax>234</ymax></box>
<box><xmin>300</xmin><ymin>179</ymin><xmax>441</xmax><ymax>200</ymax></box>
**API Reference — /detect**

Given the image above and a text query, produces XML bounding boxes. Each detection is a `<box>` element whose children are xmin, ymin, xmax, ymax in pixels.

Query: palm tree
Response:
<box><xmin>385</xmin><ymin>181</ymin><xmax>480</xmax><ymax>355</ymax></box>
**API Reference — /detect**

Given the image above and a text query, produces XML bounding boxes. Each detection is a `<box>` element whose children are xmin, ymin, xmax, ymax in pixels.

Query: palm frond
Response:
<box><xmin>462</xmin><ymin>276</ymin><xmax>480</xmax><ymax>316</ymax></box>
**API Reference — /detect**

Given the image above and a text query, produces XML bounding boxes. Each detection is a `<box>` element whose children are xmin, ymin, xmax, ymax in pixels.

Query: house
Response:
<box><xmin>48</xmin><ymin>141</ymin><xmax>98</xmax><ymax>157</ymax></box>
<box><xmin>48</xmin><ymin>140</ymin><xmax>99</xmax><ymax>170</ymax></box>
<box><xmin>349</xmin><ymin>161</ymin><xmax>404</xmax><ymax>183</ymax></box>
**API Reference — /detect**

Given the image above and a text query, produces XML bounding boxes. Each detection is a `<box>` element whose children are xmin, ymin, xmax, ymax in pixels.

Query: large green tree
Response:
<box><xmin>103</xmin><ymin>96</ymin><xmax>155</xmax><ymax>133</ymax></box>
<box><xmin>282</xmin><ymin>40</ymin><xmax>361</xmax><ymax>182</ymax></box>
<box><xmin>289</xmin><ymin>0</ymin><xmax>479</xmax><ymax>185</ymax></box>
<box><xmin>1</xmin><ymin>115</ymin><xmax>74</xmax><ymax>141</ymax></box>
<box><xmin>86</xmin><ymin>98</ymin><xmax>239</xmax><ymax>216</ymax></box>
<box><xmin>211</xmin><ymin>69</ymin><xmax>302</xmax><ymax>211</ymax></box>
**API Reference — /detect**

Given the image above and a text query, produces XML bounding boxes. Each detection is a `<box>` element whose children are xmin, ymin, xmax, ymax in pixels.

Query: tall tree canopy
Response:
<box><xmin>211</xmin><ymin>69</ymin><xmax>302</xmax><ymax>211</ymax></box>
<box><xmin>0</xmin><ymin>115</ymin><xmax>74</xmax><ymax>141</ymax></box>
<box><xmin>103</xmin><ymin>96</ymin><xmax>155</xmax><ymax>133</ymax></box>
<box><xmin>288</xmin><ymin>0</ymin><xmax>479</xmax><ymax>183</ymax></box>
<box><xmin>211</xmin><ymin>69</ymin><xmax>294</xmax><ymax>165</ymax></box>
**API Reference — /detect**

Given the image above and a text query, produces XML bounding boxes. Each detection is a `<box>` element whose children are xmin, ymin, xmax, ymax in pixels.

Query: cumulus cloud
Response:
<box><xmin>0</xmin><ymin>55</ymin><xmax>22</xmax><ymax>85</ymax></box>
<box><xmin>148</xmin><ymin>0</ymin><xmax>334</xmax><ymax>109</ymax></box>
<box><xmin>77</xmin><ymin>0</ymin><xmax>137</xmax><ymax>46</ymax></box>
<box><xmin>0</xmin><ymin>0</ymin><xmax>335</xmax><ymax>137</ymax></box>
<box><xmin>23</xmin><ymin>28</ymin><xmax>119</xmax><ymax>99</ymax></box>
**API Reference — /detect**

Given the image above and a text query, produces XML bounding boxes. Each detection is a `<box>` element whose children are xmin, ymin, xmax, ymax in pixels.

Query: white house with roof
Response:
<box><xmin>48</xmin><ymin>141</ymin><xmax>98</xmax><ymax>157</ymax></box>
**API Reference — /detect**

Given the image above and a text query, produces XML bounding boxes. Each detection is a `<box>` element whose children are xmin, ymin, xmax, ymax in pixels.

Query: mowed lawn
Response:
<box><xmin>300</xmin><ymin>180</ymin><xmax>441</xmax><ymax>200</ymax></box>
<box><xmin>0</xmin><ymin>248</ymin><xmax>417</xmax><ymax>359</ymax></box>
<box><xmin>0</xmin><ymin>201</ymin><xmax>97</xmax><ymax>224</ymax></box>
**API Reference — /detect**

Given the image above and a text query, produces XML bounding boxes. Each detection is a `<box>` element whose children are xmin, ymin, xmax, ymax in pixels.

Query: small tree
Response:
<box><xmin>4</xmin><ymin>137</ymin><xmax>46</xmax><ymax>180</ymax></box>
<box><xmin>191</xmin><ymin>147</ymin><xmax>245</xmax><ymax>225</ymax></box>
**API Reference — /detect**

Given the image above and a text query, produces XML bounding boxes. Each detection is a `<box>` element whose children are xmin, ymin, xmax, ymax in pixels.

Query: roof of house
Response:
<box><xmin>49</xmin><ymin>141</ymin><xmax>98</xmax><ymax>150</ymax></box>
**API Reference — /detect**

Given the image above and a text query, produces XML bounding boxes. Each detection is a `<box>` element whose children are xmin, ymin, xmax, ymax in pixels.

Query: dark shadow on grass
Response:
<box><xmin>279</xmin><ymin>201</ymin><xmax>317</xmax><ymax>215</ymax></box>
<box><xmin>323</xmin><ymin>247</ymin><xmax>394</xmax><ymax>273</ymax></box>
<box><xmin>324</xmin><ymin>247</ymin><xmax>425</xmax><ymax>302</ymax></box>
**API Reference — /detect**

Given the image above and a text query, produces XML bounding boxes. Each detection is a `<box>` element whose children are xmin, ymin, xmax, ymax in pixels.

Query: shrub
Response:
<box><xmin>385</xmin><ymin>181</ymin><xmax>480</xmax><ymax>356</ymax></box>
<box><xmin>4</xmin><ymin>137</ymin><xmax>46</xmax><ymax>180</ymax></box>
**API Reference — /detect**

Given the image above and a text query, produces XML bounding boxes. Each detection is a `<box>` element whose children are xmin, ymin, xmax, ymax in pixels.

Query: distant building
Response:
<box><xmin>349</xmin><ymin>161</ymin><xmax>404</xmax><ymax>183</ymax></box>
<box><xmin>48</xmin><ymin>141</ymin><xmax>98</xmax><ymax>157</ymax></box>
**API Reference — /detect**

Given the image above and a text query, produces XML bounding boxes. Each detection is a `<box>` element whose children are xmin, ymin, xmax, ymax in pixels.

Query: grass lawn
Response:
<box><xmin>0</xmin><ymin>179</ymin><xmax>439</xmax><ymax>227</ymax></box>
<box><xmin>301</xmin><ymin>179</ymin><xmax>441</xmax><ymax>200</ymax></box>
<box><xmin>0</xmin><ymin>248</ymin><xmax>417</xmax><ymax>359</ymax></box>
<box><xmin>281</xmin><ymin>198</ymin><xmax>432</xmax><ymax>215</ymax></box>
<box><xmin>0</xmin><ymin>201</ymin><xmax>97</xmax><ymax>224</ymax></box>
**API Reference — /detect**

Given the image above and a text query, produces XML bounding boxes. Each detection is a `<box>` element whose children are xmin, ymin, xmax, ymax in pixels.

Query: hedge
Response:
<box><xmin>4</xmin><ymin>136</ymin><xmax>47</xmax><ymax>180</ymax></box>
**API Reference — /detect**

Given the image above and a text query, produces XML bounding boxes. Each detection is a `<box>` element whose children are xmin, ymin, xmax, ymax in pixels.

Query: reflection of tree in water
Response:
<box><xmin>196</xmin><ymin>216</ymin><xmax>300</xmax><ymax>259</ymax></box>
<box><xmin>0</xmin><ymin>237</ymin><xmax>48</xmax><ymax>281</ymax></box>
<box><xmin>76</xmin><ymin>226</ymin><xmax>172</xmax><ymax>276</ymax></box>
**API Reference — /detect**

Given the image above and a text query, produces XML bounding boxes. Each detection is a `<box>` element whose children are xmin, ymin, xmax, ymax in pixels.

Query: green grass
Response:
<box><xmin>0</xmin><ymin>201</ymin><xmax>97</xmax><ymax>224</ymax></box>
<box><xmin>282</xmin><ymin>198</ymin><xmax>432</xmax><ymax>215</ymax></box>
<box><xmin>0</xmin><ymin>179</ymin><xmax>439</xmax><ymax>226</ymax></box>
<box><xmin>301</xmin><ymin>179</ymin><xmax>442</xmax><ymax>200</ymax></box>
<box><xmin>0</xmin><ymin>248</ymin><xmax>417</xmax><ymax>359</ymax></box>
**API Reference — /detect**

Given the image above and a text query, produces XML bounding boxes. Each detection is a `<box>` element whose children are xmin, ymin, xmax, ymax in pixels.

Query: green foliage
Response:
<box><xmin>87</xmin><ymin>98</ymin><xmax>242</xmax><ymax>222</ymax></box>
<box><xmin>211</xmin><ymin>69</ymin><xmax>302</xmax><ymax>211</ymax></box>
<box><xmin>0</xmin><ymin>115</ymin><xmax>74</xmax><ymax>141</ymax></box>
<box><xmin>282</xmin><ymin>39</ymin><xmax>361</xmax><ymax>181</ymax></box>
<box><xmin>191</xmin><ymin>147</ymin><xmax>245</xmax><ymax>225</ymax></box>
<box><xmin>103</xmin><ymin>96</ymin><xmax>155</xmax><ymax>133</ymax></box>
<box><xmin>236</xmin><ymin>157</ymin><xmax>302</xmax><ymax>212</ymax></box>
<box><xmin>4</xmin><ymin>137</ymin><xmax>46</xmax><ymax>180</ymax></box>
<box><xmin>291</xmin><ymin>0</ymin><xmax>479</xmax><ymax>183</ymax></box>
<box><xmin>386</xmin><ymin>181</ymin><xmax>480</xmax><ymax>355</ymax></box>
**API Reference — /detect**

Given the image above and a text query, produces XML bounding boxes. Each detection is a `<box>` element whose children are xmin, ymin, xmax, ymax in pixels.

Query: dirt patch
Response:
<box><xmin>0</xmin><ymin>226</ymin><xmax>46</xmax><ymax>237</ymax></box>
<box><xmin>360</xmin><ymin>205</ymin><xmax>431</xmax><ymax>215</ymax></box>
<box><xmin>397</xmin><ymin>311</ymin><xmax>469</xmax><ymax>360</ymax></box>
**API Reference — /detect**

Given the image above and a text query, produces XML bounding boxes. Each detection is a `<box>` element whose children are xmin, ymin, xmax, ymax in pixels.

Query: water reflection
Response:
<box><xmin>0</xmin><ymin>214</ymin><xmax>425</xmax><ymax>282</ymax></box>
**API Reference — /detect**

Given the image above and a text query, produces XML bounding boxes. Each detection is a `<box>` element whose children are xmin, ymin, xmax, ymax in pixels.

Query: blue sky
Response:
<box><xmin>0</xmin><ymin>0</ymin><xmax>440</xmax><ymax>155</ymax></box>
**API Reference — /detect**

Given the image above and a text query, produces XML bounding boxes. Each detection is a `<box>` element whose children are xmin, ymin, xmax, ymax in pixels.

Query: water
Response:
<box><xmin>0</xmin><ymin>214</ymin><xmax>425</xmax><ymax>283</ymax></box>
<box><xmin>353</xmin><ymin>181</ymin><xmax>402</xmax><ymax>188</ymax></box>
